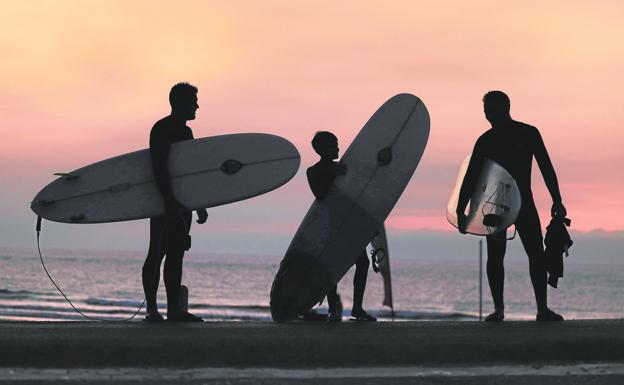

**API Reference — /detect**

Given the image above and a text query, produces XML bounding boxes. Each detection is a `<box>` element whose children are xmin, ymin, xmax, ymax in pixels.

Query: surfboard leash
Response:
<box><xmin>35</xmin><ymin>215</ymin><xmax>171</xmax><ymax>322</ymax></box>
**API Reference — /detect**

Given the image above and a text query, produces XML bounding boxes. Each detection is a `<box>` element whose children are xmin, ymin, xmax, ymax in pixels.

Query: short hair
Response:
<box><xmin>311</xmin><ymin>131</ymin><xmax>337</xmax><ymax>154</ymax></box>
<box><xmin>483</xmin><ymin>90</ymin><xmax>510</xmax><ymax>111</ymax></box>
<box><xmin>169</xmin><ymin>82</ymin><xmax>198</xmax><ymax>107</ymax></box>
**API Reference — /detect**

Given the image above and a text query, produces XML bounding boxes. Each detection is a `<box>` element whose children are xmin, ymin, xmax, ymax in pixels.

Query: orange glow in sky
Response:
<box><xmin>1</xmin><ymin>1</ymin><xmax>623</xmax><ymax>240</ymax></box>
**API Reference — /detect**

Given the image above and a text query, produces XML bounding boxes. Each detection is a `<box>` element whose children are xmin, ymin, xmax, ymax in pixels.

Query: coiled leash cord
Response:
<box><xmin>35</xmin><ymin>215</ymin><xmax>188</xmax><ymax>322</ymax></box>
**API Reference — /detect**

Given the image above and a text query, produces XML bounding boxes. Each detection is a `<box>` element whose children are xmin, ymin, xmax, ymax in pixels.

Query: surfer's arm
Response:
<box><xmin>456</xmin><ymin>150</ymin><xmax>483</xmax><ymax>217</ymax></box>
<box><xmin>186</xmin><ymin>130</ymin><xmax>207</xmax><ymax>222</ymax></box>
<box><xmin>533</xmin><ymin>129</ymin><xmax>566</xmax><ymax>216</ymax></box>
<box><xmin>149</xmin><ymin>129</ymin><xmax>177</xmax><ymax>206</ymax></box>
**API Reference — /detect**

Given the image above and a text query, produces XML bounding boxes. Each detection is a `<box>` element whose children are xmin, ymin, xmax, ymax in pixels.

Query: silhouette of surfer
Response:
<box><xmin>306</xmin><ymin>131</ymin><xmax>376</xmax><ymax>322</ymax></box>
<box><xmin>456</xmin><ymin>91</ymin><xmax>567</xmax><ymax>322</ymax></box>
<box><xmin>142</xmin><ymin>82</ymin><xmax>207</xmax><ymax>322</ymax></box>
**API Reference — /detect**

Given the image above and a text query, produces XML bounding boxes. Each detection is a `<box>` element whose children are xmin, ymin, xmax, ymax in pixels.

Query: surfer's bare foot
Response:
<box><xmin>536</xmin><ymin>308</ymin><xmax>564</xmax><ymax>322</ymax></box>
<box><xmin>351</xmin><ymin>308</ymin><xmax>377</xmax><ymax>322</ymax></box>
<box><xmin>143</xmin><ymin>312</ymin><xmax>165</xmax><ymax>323</ymax></box>
<box><xmin>328</xmin><ymin>312</ymin><xmax>342</xmax><ymax>322</ymax></box>
<box><xmin>485</xmin><ymin>309</ymin><xmax>505</xmax><ymax>322</ymax></box>
<box><xmin>328</xmin><ymin>304</ymin><xmax>343</xmax><ymax>322</ymax></box>
<box><xmin>167</xmin><ymin>311</ymin><xmax>203</xmax><ymax>322</ymax></box>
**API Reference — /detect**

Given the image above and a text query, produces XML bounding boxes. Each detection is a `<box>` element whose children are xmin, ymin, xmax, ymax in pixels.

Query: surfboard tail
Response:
<box><xmin>269</xmin><ymin>250</ymin><xmax>333</xmax><ymax>322</ymax></box>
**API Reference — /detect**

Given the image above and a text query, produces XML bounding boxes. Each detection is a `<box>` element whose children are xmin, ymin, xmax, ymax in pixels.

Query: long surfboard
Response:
<box><xmin>447</xmin><ymin>155</ymin><xmax>521</xmax><ymax>235</ymax></box>
<box><xmin>270</xmin><ymin>94</ymin><xmax>429</xmax><ymax>322</ymax></box>
<box><xmin>31</xmin><ymin>133</ymin><xmax>300</xmax><ymax>223</ymax></box>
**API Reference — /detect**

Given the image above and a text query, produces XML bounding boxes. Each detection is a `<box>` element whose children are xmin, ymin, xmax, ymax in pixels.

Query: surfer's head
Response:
<box><xmin>312</xmin><ymin>131</ymin><xmax>339</xmax><ymax>160</ymax></box>
<box><xmin>483</xmin><ymin>91</ymin><xmax>511</xmax><ymax>126</ymax></box>
<box><xmin>170</xmin><ymin>82</ymin><xmax>199</xmax><ymax>121</ymax></box>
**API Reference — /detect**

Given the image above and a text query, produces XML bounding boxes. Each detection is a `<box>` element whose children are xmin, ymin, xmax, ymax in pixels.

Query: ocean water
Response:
<box><xmin>0</xmin><ymin>246</ymin><xmax>622</xmax><ymax>322</ymax></box>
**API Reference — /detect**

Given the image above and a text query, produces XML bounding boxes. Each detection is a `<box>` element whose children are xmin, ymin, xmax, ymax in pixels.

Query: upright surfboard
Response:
<box><xmin>447</xmin><ymin>155</ymin><xmax>521</xmax><ymax>235</ymax></box>
<box><xmin>31</xmin><ymin>133</ymin><xmax>300</xmax><ymax>223</ymax></box>
<box><xmin>270</xmin><ymin>94</ymin><xmax>429</xmax><ymax>322</ymax></box>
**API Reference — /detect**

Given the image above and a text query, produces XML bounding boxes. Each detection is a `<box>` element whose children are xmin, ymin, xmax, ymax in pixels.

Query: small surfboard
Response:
<box><xmin>447</xmin><ymin>155</ymin><xmax>521</xmax><ymax>235</ymax></box>
<box><xmin>369</xmin><ymin>225</ymin><xmax>393</xmax><ymax>313</ymax></box>
<box><xmin>270</xmin><ymin>94</ymin><xmax>430</xmax><ymax>322</ymax></box>
<box><xmin>31</xmin><ymin>133</ymin><xmax>300</xmax><ymax>223</ymax></box>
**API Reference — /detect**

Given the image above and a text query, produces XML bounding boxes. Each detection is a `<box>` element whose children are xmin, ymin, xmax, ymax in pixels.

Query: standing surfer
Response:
<box><xmin>456</xmin><ymin>91</ymin><xmax>567</xmax><ymax>322</ymax></box>
<box><xmin>307</xmin><ymin>131</ymin><xmax>376</xmax><ymax>322</ymax></box>
<box><xmin>142</xmin><ymin>82</ymin><xmax>208</xmax><ymax>322</ymax></box>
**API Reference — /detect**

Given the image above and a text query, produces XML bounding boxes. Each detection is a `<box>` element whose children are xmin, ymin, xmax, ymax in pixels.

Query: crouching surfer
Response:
<box><xmin>142</xmin><ymin>82</ymin><xmax>207</xmax><ymax>322</ymax></box>
<box><xmin>305</xmin><ymin>131</ymin><xmax>376</xmax><ymax>322</ymax></box>
<box><xmin>456</xmin><ymin>91</ymin><xmax>567</xmax><ymax>322</ymax></box>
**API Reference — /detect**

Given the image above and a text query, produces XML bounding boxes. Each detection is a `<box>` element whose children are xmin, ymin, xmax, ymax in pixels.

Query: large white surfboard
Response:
<box><xmin>270</xmin><ymin>94</ymin><xmax>429</xmax><ymax>322</ymax></box>
<box><xmin>447</xmin><ymin>155</ymin><xmax>521</xmax><ymax>235</ymax></box>
<box><xmin>31</xmin><ymin>133</ymin><xmax>300</xmax><ymax>223</ymax></box>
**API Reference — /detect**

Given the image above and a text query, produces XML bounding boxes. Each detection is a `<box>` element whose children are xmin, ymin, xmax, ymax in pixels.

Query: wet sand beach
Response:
<box><xmin>1</xmin><ymin>320</ymin><xmax>624</xmax><ymax>383</ymax></box>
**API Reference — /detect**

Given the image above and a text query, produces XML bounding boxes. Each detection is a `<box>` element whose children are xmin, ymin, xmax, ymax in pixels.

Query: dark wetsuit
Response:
<box><xmin>458</xmin><ymin>120</ymin><xmax>562</xmax><ymax>311</ymax></box>
<box><xmin>142</xmin><ymin>115</ymin><xmax>194</xmax><ymax>313</ymax></box>
<box><xmin>306</xmin><ymin>159</ymin><xmax>370</xmax><ymax>312</ymax></box>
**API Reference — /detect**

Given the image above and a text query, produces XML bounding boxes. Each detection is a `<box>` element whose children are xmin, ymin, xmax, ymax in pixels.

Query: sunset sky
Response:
<box><xmin>1</xmin><ymin>1</ymin><xmax>622</xmax><ymax>254</ymax></box>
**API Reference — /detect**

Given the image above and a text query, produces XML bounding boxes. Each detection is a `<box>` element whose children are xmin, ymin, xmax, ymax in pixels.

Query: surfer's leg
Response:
<box><xmin>352</xmin><ymin>250</ymin><xmax>369</xmax><ymax>311</ymax></box>
<box><xmin>163</xmin><ymin>215</ymin><xmax>189</xmax><ymax>313</ymax></box>
<box><xmin>164</xmin><ymin>214</ymin><xmax>202</xmax><ymax>322</ymax></box>
<box><xmin>142</xmin><ymin>217</ymin><xmax>166</xmax><ymax>317</ymax></box>
<box><xmin>327</xmin><ymin>285</ymin><xmax>342</xmax><ymax>322</ymax></box>
<box><xmin>164</xmin><ymin>248</ymin><xmax>184</xmax><ymax>314</ymax></box>
<box><xmin>327</xmin><ymin>285</ymin><xmax>338</xmax><ymax>311</ymax></box>
<box><xmin>350</xmin><ymin>251</ymin><xmax>375</xmax><ymax>321</ymax></box>
<box><xmin>515</xmin><ymin>204</ymin><xmax>549</xmax><ymax>312</ymax></box>
<box><xmin>486</xmin><ymin>231</ymin><xmax>506</xmax><ymax>313</ymax></box>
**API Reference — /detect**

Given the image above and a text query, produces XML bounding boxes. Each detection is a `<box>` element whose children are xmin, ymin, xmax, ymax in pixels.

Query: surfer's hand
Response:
<box><xmin>196</xmin><ymin>209</ymin><xmax>208</xmax><ymax>224</ymax></box>
<box><xmin>456</xmin><ymin>212</ymin><xmax>467</xmax><ymax>234</ymax></box>
<box><xmin>551</xmin><ymin>201</ymin><xmax>567</xmax><ymax>218</ymax></box>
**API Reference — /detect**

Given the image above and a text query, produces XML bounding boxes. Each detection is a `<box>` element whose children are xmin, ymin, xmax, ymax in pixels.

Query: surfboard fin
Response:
<box><xmin>221</xmin><ymin>159</ymin><xmax>243</xmax><ymax>175</ymax></box>
<box><xmin>377</xmin><ymin>147</ymin><xmax>392</xmax><ymax>166</ymax></box>
<box><xmin>483</xmin><ymin>214</ymin><xmax>503</xmax><ymax>227</ymax></box>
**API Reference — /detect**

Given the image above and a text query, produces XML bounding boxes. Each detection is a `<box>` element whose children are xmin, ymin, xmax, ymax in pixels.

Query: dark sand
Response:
<box><xmin>2</xmin><ymin>320</ymin><xmax>623</xmax><ymax>383</ymax></box>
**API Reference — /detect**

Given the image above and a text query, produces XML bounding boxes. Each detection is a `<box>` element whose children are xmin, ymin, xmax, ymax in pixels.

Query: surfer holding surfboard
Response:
<box><xmin>270</xmin><ymin>94</ymin><xmax>429</xmax><ymax>322</ymax></box>
<box><xmin>455</xmin><ymin>91</ymin><xmax>567</xmax><ymax>322</ymax></box>
<box><xmin>31</xmin><ymin>81</ymin><xmax>301</xmax><ymax>321</ymax></box>
<box><xmin>307</xmin><ymin>132</ymin><xmax>376</xmax><ymax>322</ymax></box>
<box><xmin>143</xmin><ymin>82</ymin><xmax>206</xmax><ymax>322</ymax></box>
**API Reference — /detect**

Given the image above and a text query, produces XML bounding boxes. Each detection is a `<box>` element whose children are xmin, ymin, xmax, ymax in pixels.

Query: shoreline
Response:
<box><xmin>3</xmin><ymin>363</ymin><xmax>624</xmax><ymax>384</ymax></box>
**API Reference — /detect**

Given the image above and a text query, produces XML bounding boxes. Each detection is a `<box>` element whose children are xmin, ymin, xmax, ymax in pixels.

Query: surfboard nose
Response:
<box><xmin>269</xmin><ymin>251</ymin><xmax>333</xmax><ymax>322</ymax></box>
